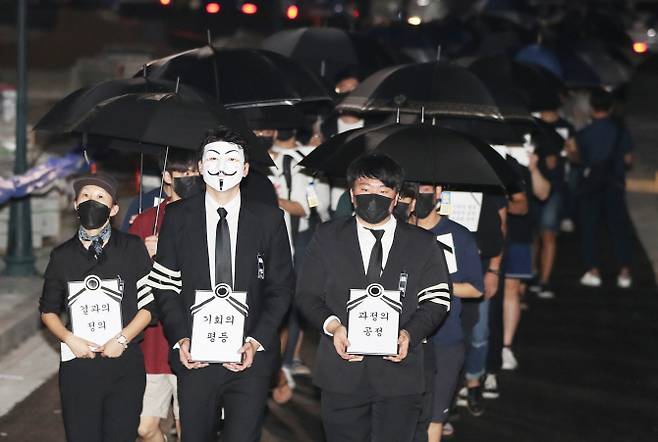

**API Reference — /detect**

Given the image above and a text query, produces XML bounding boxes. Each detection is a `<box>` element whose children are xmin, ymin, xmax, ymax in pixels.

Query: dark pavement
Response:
<box><xmin>0</xmin><ymin>225</ymin><xmax>656</xmax><ymax>441</ymax></box>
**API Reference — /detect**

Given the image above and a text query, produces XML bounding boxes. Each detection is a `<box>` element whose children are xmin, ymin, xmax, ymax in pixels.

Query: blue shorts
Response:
<box><xmin>503</xmin><ymin>242</ymin><xmax>533</xmax><ymax>279</ymax></box>
<box><xmin>534</xmin><ymin>192</ymin><xmax>562</xmax><ymax>232</ymax></box>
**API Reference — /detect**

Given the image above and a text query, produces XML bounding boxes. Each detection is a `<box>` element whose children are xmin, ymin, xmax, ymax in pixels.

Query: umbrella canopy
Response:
<box><xmin>337</xmin><ymin>62</ymin><xmax>503</xmax><ymax>120</ymax></box>
<box><xmin>71</xmin><ymin>92</ymin><xmax>274</xmax><ymax>166</ymax></box>
<box><xmin>468</xmin><ymin>59</ymin><xmax>534</xmax><ymax>122</ymax></box>
<box><xmin>515</xmin><ymin>44</ymin><xmax>563</xmax><ymax>79</ymax></box>
<box><xmin>470</xmin><ymin>55</ymin><xmax>563</xmax><ymax>112</ymax></box>
<box><xmin>35</xmin><ymin>78</ymin><xmax>209</xmax><ymax>134</ymax></box>
<box><xmin>299</xmin><ymin>123</ymin><xmax>519</xmax><ymax>192</ymax></box>
<box><xmin>136</xmin><ymin>47</ymin><xmax>332</xmax><ymax>111</ymax></box>
<box><xmin>516</xmin><ymin>43</ymin><xmax>632</xmax><ymax>89</ymax></box>
<box><xmin>262</xmin><ymin>27</ymin><xmax>359</xmax><ymax>83</ymax></box>
<box><xmin>263</xmin><ymin>27</ymin><xmax>408</xmax><ymax>83</ymax></box>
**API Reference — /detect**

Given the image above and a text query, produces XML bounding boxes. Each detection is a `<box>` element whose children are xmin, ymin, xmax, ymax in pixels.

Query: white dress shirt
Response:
<box><xmin>205</xmin><ymin>191</ymin><xmax>240</xmax><ymax>288</ymax></box>
<box><xmin>203</xmin><ymin>191</ymin><xmax>263</xmax><ymax>351</ymax></box>
<box><xmin>268</xmin><ymin>145</ymin><xmax>330</xmax><ymax>247</ymax></box>
<box><xmin>323</xmin><ymin>215</ymin><xmax>398</xmax><ymax>335</ymax></box>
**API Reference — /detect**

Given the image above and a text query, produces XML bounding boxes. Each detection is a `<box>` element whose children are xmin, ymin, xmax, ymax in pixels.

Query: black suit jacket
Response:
<box><xmin>296</xmin><ymin>216</ymin><xmax>451</xmax><ymax>397</ymax></box>
<box><xmin>151</xmin><ymin>192</ymin><xmax>294</xmax><ymax>376</ymax></box>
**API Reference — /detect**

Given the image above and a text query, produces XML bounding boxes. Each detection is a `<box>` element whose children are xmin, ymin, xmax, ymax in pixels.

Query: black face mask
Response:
<box><xmin>393</xmin><ymin>202</ymin><xmax>410</xmax><ymax>222</ymax></box>
<box><xmin>258</xmin><ymin>136</ymin><xmax>274</xmax><ymax>151</ymax></box>
<box><xmin>77</xmin><ymin>199</ymin><xmax>111</xmax><ymax>230</ymax></box>
<box><xmin>173</xmin><ymin>175</ymin><xmax>204</xmax><ymax>199</ymax></box>
<box><xmin>414</xmin><ymin>193</ymin><xmax>437</xmax><ymax>219</ymax></box>
<box><xmin>354</xmin><ymin>194</ymin><xmax>392</xmax><ymax>225</ymax></box>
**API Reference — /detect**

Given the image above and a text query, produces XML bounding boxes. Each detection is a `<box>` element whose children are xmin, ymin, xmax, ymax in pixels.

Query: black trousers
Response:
<box><xmin>321</xmin><ymin>385</ymin><xmax>423</xmax><ymax>442</ymax></box>
<box><xmin>178</xmin><ymin>365</ymin><xmax>270</xmax><ymax>442</ymax></box>
<box><xmin>59</xmin><ymin>345</ymin><xmax>145</xmax><ymax>442</ymax></box>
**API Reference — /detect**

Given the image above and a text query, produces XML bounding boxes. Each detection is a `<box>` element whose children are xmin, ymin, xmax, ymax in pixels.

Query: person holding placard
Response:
<box><xmin>296</xmin><ymin>154</ymin><xmax>452</xmax><ymax>442</ymax></box>
<box><xmin>39</xmin><ymin>172</ymin><xmax>157</xmax><ymax>442</ymax></box>
<box><xmin>151</xmin><ymin>126</ymin><xmax>294</xmax><ymax>442</ymax></box>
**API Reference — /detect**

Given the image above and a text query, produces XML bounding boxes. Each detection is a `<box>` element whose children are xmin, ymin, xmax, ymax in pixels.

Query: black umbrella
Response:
<box><xmin>262</xmin><ymin>27</ymin><xmax>359</xmax><ymax>83</ymax></box>
<box><xmin>71</xmin><ymin>92</ymin><xmax>274</xmax><ymax>167</ymax></box>
<box><xmin>136</xmin><ymin>47</ymin><xmax>333</xmax><ymax>111</ymax></box>
<box><xmin>299</xmin><ymin>123</ymin><xmax>520</xmax><ymax>192</ymax></box>
<box><xmin>228</xmin><ymin>105</ymin><xmax>306</xmax><ymax>130</ymax></box>
<box><xmin>470</xmin><ymin>56</ymin><xmax>533</xmax><ymax>118</ymax></box>
<box><xmin>35</xmin><ymin>77</ymin><xmax>209</xmax><ymax>134</ymax></box>
<box><xmin>470</xmin><ymin>55</ymin><xmax>563</xmax><ymax>113</ymax></box>
<box><xmin>337</xmin><ymin>62</ymin><xmax>503</xmax><ymax>120</ymax></box>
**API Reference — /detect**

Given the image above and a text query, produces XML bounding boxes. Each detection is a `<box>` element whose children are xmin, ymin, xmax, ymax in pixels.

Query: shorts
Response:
<box><xmin>431</xmin><ymin>343</ymin><xmax>466</xmax><ymax>424</ymax></box>
<box><xmin>141</xmin><ymin>374</ymin><xmax>179</xmax><ymax>420</ymax></box>
<box><xmin>503</xmin><ymin>242</ymin><xmax>533</xmax><ymax>280</ymax></box>
<box><xmin>534</xmin><ymin>192</ymin><xmax>562</xmax><ymax>232</ymax></box>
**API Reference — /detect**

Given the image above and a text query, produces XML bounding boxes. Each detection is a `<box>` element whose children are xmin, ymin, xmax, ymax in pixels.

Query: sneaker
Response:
<box><xmin>482</xmin><ymin>374</ymin><xmax>500</xmax><ymax>399</ymax></box>
<box><xmin>456</xmin><ymin>387</ymin><xmax>468</xmax><ymax>407</ymax></box>
<box><xmin>580</xmin><ymin>271</ymin><xmax>602</xmax><ymax>287</ymax></box>
<box><xmin>537</xmin><ymin>283</ymin><xmax>555</xmax><ymax>299</ymax></box>
<box><xmin>560</xmin><ymin>218</ymin><xmax>575</xmax><ymax>232</ymax></box>
<box><xmin>290</xmin><ymin>358</ymin><xmax>311</xmax><ymax>376</ymax></box>
<box><xmin>466</xmin><ymin>387</ymin><xmax>485</xmax><ymax>417</ymax></box>
<box><xmin>501</xmin><ymin>347</ymin><xmax>518</xmax><ymax>370</ymax></box>
<box><xmin>617</xmin><ymin>274</ymin><xmax>632</xmax><ymax>289</ymax></box>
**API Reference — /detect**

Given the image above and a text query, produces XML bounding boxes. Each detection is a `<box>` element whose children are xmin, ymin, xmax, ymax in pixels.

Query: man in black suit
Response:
<box><xmin>296</xmin><ymin>154</ymin><xmax>452</xmax><ymax>442</ymax></box>
<box><xmin>150</xmin><ymin>126</ymin><xmax>294</xmax><ymax>442</ymax></box>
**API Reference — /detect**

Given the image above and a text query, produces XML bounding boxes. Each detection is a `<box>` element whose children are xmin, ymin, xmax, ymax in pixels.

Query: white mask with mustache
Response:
<box><xmin>201</xmin><ymin>141</ymin><xmax>246</xmax><ymax>192</ymax></box>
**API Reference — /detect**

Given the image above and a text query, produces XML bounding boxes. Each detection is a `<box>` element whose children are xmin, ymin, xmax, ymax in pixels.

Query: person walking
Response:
<box><xmin>129</xmin><ymin>149</ymin><xmax>203</xmax><ymax>442</ymax></box>
<box><xmin>40</xmin><ymin>172</ymin><xmax>156</xmax><ymax>442</ymax></box>
<box><xmin>576</xmin><ymin>89</ymin><xmax>634</xmax><ymax>288</ymax></box>
<box><xmin>296</xmin><ymin>154</ymin><xmax>452</xmax><ymax>442</ymax></box>
<box><xmin>151</xmin><ymin>126</ymin><xmax>295</xmax><ymax>442</ymax></box>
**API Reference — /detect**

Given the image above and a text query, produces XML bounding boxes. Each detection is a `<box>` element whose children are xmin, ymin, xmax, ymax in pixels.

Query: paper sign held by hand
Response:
<box><xmin>446</xmin><ymin>192</ymin><xmax>483</xmax><ymax>232</ymax></box>
<box><xmin>347</xmin><ymin>283</ymin><xmax>401</xmax><ymax>356</ymax></box>
<box><xmin>66</xmin><ymin>275</ymin><xmax>124</xmax><ymax>361</ymax></box>
<box><xmin>190</xmin><ymin>284</ymin><xmax>247</xmax><ymax>364</ymax></box>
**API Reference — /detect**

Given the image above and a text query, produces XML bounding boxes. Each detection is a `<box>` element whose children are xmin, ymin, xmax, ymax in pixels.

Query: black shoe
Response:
<box><xmin>467</xmin><ymin>386</ymin><xmax>485</xmax><ymax>417</ymax></box>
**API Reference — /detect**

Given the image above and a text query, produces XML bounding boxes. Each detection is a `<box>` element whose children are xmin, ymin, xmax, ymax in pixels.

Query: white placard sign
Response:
<box><xmin>445</xmin><ymin>191</ymin><xmax>483</xmax><ymax>233</ymax></box>
<box><xmin>347</xmin><ymin>283</ymin><xmax>401</xmax><ymax>356</ymax></box>
<box><xmin>437</xmin><ymin>233</ymin><xmax>458</xmax><ymax>274</ymax></box>
<box><xmin>64</xmin><ymin>275</ymin><xmax>124</xmax><ymax>361</ymax></box>
<box><xmin>190</xmin><ymin>284</ymin><xmax>248</xmax><ymax>363</ymax></box>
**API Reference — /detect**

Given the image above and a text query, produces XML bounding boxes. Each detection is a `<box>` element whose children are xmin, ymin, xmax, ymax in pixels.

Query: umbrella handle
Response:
<box><xmin>153</xmin><ymin>146</ymin><xmax>169</xmax><ymax>236</ymax></box>
<box><xmin>138</xmin><ymin>153</ymin><xmax>144</xmax><ymax>215</ymax></box>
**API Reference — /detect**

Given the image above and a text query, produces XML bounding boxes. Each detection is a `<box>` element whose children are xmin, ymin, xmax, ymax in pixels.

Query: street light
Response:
<box><xmin>5</xmin><ymin>0</ymin><xmax>35</xmax><ymax>276</ymax></box>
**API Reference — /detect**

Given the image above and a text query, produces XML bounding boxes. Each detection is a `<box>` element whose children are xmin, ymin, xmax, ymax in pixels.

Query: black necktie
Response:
<box><xmin>366</xmin><ymin>229</ymin><xmax>385</xmax><ymax>284</ymax></box>
<box><xmin>215</xmin><ymin>207</ymin><xmax>232</xmax><ymax>287</ymax></box>
<box><xmin>282</xmin><ymin>154</ymin><xmax>293</xmax><ymax>200</ymax></box>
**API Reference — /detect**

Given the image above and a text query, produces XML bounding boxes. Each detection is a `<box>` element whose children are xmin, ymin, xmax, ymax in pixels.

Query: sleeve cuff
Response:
<box><xmin>323</xmin><ymin>315</ymin><xmax>341</xmax><ymax>336</ymax></box>
<box><xmin>246</xmin><ymin>336</ymin><xmax>265</xmax><ymax>352</ymax></box>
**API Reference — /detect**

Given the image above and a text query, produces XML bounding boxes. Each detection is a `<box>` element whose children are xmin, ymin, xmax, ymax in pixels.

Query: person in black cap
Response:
<box><xmin>39</xmin><ymin>171</ymin><xmax>157</xmax><ymax>442</ymax></box>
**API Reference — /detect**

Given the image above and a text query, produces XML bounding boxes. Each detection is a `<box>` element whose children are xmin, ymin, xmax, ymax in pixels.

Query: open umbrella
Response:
<box><xmin>71</xmin><ymin>92</ymin><xmax>273</xmax><ymax>167</ymax></box>
<box><xmin>262</xmin><ymin>27</ymin><xmax>359</xmax><ymax>83</ymax></box>
<box><xmin>35</xmin><ymin>78</ymin><xmax>209</xmax><ymax>134</ymax></box>
<box><xmin>470</xmin><ymin>55</ymin><xmax>563</xmax><ymax>112</ymax></box>
<box><xmin>337</xmin><ymin>62</ymin><xmax>503</xmax><ymax>120</ymax></box>
<box><xmin>299</xmin><ymin>123</ymin><xmax>520</xmax><ymax>193</ymax></box>
<box><xmin>136</xmin><ymin>47</ymin><xmax>332</xmax><ymax>111</ymax></box>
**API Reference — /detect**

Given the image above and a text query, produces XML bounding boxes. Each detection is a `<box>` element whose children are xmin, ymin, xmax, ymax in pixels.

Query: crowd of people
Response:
<box><xmin>37</xmin><ymin>62</ymin><xmax>635</xmax><ymax>442</ymax></box>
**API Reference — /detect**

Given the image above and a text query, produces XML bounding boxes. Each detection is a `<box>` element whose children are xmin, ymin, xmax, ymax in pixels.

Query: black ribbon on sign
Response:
<box><xmin>346</xmin><ymin>283</ymin><xmax>403</xmax><ymax>314</ymax></box>
<box><xmin>190</xmin><ymin>283</ymin><xmax>249</xmax><ymax>319</ymax></box>
<box><xmin>68</xmin><ymin>275</ymin><xmax>123</xmax><ymax>306</ymax></box>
